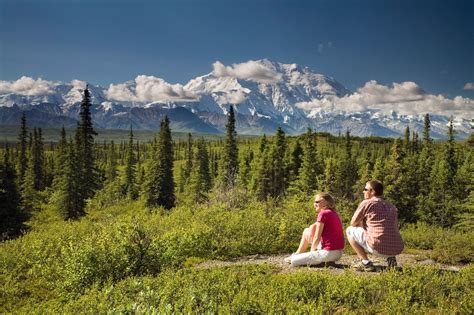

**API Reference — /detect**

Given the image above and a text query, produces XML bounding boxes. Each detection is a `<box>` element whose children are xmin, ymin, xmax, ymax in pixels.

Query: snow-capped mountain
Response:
<box><xmin>0</xmin><ymin>60</ymin><xmax>471</xmax><ymax>138</ymax></box>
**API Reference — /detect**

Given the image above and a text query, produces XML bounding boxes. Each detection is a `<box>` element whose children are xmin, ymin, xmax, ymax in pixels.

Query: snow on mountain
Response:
<box><xmin>0</xmin><ymin>59</ymin><xmax>471</xmax><ymax>138</ymax></box>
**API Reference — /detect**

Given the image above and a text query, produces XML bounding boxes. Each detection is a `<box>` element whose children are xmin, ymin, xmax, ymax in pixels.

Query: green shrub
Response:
<box><xmin>401</xmin><ymin>222</ymin><xmax>448</xmax><ymax>250</ymax></box>
<box><xmin>431</xmin><ymin>231</ymin><xmax>474</xmax><ymax>264</ymax></box>
<box><xmin>14</xmin><ymin>265</ymin><xmax>473</xmax><ymax>314</ymax></box>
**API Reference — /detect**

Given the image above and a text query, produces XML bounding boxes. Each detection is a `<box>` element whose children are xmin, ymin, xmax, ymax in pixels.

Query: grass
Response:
<box><xmin>1</xmin><ymin>195</ymin><xmax>473</xmax><ymax>313</ymax></box>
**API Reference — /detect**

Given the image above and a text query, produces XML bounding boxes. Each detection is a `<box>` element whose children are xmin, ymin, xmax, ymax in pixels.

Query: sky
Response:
<box><xmin>0</xmin><ymin>0</ymin><xmax>473</xmax><ymax>101</ymax></box>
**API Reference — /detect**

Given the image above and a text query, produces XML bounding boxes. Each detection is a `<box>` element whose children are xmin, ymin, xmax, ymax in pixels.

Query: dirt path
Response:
<box><xmin>195</xmin><ymin>252</ymin><xmax>465</xmax><ymax>274</ymax></box>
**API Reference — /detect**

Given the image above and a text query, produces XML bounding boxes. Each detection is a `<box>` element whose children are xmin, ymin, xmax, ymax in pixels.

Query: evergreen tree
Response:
<box><xmin>54</xmin><ymin>140</ymin><xmax>84</xmax><ymax>219</ymax></box>
<box><xmin>189</xmin><ymin>139</ymin><xmax>212</xmax><ymax>203</ymax></box>
<box><xmin>219</xmin><ymin>105</ymin><xmax>239</xmax><ymax>188</ymax></box>
<box><xmin>75</xmin><ymin>86</ymin><xmax>98</xmax><ymax>204</ymax></box>
<box><xmin>403</xmin><ymin>125</ymin><xmax>411</xmax><ymax>153</ymax></box>
<box><xmin>422</xmin><ymin>113</ymin><xmax>431</xmax><ymax>144</ymax></box>
<box><xmin>421</xmin><ymin>120</ymin><xmax>459</xmax><ymax>227</ymax></box>
<box><xmin>269</xmin><ymin>126</ymin><xmax>288</xmax><ymax>198</ymax></box>
<box><xmin>355</xmin><ymin>151</ymin><xmax>373</xmax><ymax>198</ymax></box>
<box><xmin>444</xmin><ymin>117</ymin><xmax>457</xmax><ymax>199</ymax></box>
<box><xmin>179</xmin><ymin>133</ymin><xmax>193</xmax><ymax>193</ymax></box>
<box><xmin>254</xmin><ymin>145</ymin><xmax>271</xmax><ymax>200</ymax></box>
<box><xmin>124</xmin><ymin>127</ymin><xmax>138</xmax><ymax>199</ymax></box>
<box><xmin>31</xmin><ymin>128</ymin><xmax>45</xmax><ymax>190</ymax></box>
<box><xmin>251</xmin><ymin>135</ymin><xmax>271</xmax><ymax>200</ymax></box>
<box><xmin>416</xmin><ymin>114</ymin><xmax>434</xmax><ymax>220</ymax></box>
<box><xmin>0</xmin><ymin>147</ymin><xmax>27</xmax><ymax>239</ymax></box>
<box><xmin>17</xmin><ymin>112</ymin><xmax>28</xmax><ymax>183</ymax></box>
<box><xmin>384</xmin><ymin>139</ymin><xmax>412</xmax><ymax>221</ymax></box>
<box><xmin>322</xmin><ymin>157</ymin><xmax>338</xmax><ymax>193</ymax></box>
<box><xmin>105</xmin><ymin>140</ymin><xmax>118</xmax><ymax>182</ymax></box>
<box><xmin>55</xmin><ymin>126</ymin><xmax>68</xmax><ymax>176</ymax></box>
<box><xmin>21</xmin><ymin>148</ymin><xmax>37</xmax><ymax>211</ymax></box>
<box><xmin>335</xmin><ymin>130</ymin><xmax>358</xmax><ymax>199</ymax></box>
<box><xmin>238</xmin><ymin>149</ymin><xmax>253</xmax><ymax>188</ymax></box>
<box><xmin>297</xmin><ymin>128</ymin><xmax>319</xmax><ymax>195</ymax></box>
<box><xmin>144</xmin><ymin>116</ymin><xmax>175</xmax><ymax>209</ymax></box>
<box><xmin>290</xmin><ymin>139</ymin><xmax>303</xmax><ymax>180</ymax></box>
<box><xmin>371</xmin><ymin>157</ymin><xmax>386</xmax><ymax>184</ymax></box>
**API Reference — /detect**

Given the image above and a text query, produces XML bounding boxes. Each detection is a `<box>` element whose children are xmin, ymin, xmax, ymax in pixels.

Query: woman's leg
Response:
<box><xmin>295</xmin><ymin>228</ymin><xmax>310</xmax><ymax>254</ymax></box>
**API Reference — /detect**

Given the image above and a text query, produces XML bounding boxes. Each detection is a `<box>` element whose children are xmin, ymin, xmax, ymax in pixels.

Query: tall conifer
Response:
<box><xmin>0</xmin><ymin>147</ymin><xmax>27</xmax><ymax>239</ymax></box>
<box><xmin>75</xmin><ymin>86</ymin><xmax>98</xmax><ymax>203</ymax></box>
<box><xmin>298</xmin><ymin>128</ymin><xmax>319</xmax><ymax>195</ymax></box>
<box><xmin>219</xmin><ymin>105</ymin><xmax>238</xmax><ymax>188</ymax></box>
<box><xmin>17</xmin><ymin>112</ymin><xmax>28</xmax><ymax>183</ymax></box>
<box><xmin>145</xmin><ymin>116</ymin><xmax>175</xmax><ymax>209</ymax></box>
<box><xmin>124</xmin><ymin>127</ymin><xmax>138</xmax><ymax>199</ymax></box>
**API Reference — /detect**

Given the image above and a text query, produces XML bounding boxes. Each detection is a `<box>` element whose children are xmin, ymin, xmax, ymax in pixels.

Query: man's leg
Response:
<box><xmin>346</xmin><ymin>226</ymin><xmax>369</xmax><ymax>260</ymax></box>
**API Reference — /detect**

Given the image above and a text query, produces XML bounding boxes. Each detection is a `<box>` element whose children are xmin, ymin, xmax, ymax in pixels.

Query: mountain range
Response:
<box><xmin>0</xmin><ymin>59</ymin><xmax>471</xmax><ymax>139</ymax></box>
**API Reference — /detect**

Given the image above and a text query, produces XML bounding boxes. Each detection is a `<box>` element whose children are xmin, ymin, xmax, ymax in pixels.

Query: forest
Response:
<box><xmin>1</xmin><ymin>88</ymin><xmax>473</xmax><ymax>313</ymax></box>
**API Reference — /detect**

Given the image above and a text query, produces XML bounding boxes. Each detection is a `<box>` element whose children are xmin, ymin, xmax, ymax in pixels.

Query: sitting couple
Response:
<box><xmin>286</xmin><ymin>180</ymin><xmax>404</xmax><ymax>271</ymax></box>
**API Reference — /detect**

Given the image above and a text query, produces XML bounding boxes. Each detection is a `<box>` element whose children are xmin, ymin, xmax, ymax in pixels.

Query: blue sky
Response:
<box><xmin>1</xmin><ymin>0</ymin><xmax>473</xmax><ymax>98</ymax></box>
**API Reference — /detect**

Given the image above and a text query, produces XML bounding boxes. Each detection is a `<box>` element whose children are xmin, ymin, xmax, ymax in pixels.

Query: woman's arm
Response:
<box><xmin>311</xmin><ymin>222</ymin><xmax>324</xmax><ymax>251</ymax></box>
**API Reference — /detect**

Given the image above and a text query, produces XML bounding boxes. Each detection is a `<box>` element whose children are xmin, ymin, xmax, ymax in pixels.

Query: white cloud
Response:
<box><xmin>215</xmin><ymin>90</ymin><xmax>248</xmax><ymax>105</ymax></box>
<box><xmin>106</xmin><ymin>75</ymin><xmax>199</xmax><ymax>103</ymax></box>
<box><xmin>463</xmin><ymin>82</ymin><xmax>474</xmax><ymax>90</ymax></box>
<box><xmin>212</xmin><ymin>60</ymin><xmax>282</xmax><ymax>84</ymax></box>
<box><xmin>0</xmin><ymin>76</ymin><xmax>56</xmax><ymax>96</ymax></box>
<box><xmin>70</xmin><ymin>79</ymin><xmax>87</xmax><ymax>90</ymax></box>
<box><xmin>296</xmin><ymin>80</ymin><xmax>474</xmax><ymax>117</ymax></box>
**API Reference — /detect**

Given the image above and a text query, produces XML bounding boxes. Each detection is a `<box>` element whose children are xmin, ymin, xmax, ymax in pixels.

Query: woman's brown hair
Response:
<box><xmin>316</xmin><ymin>192</ymin><xmax>336</xmax><ymax>210</ymax></box>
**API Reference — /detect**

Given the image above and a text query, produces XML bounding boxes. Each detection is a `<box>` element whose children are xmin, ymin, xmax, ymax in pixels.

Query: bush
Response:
<box><xmin>13</xmin><ymin>265</ymin><xmax>474</xmax><ymax>314</ymax></box>
<box><xmin>401</xmin><ymin>222</ymin><xmax>448</xmax><ymax>250</ymax></box>
<box><xmin>431</xmin><ymin>231</ymin><xmax>474</xmax><ymax>264</ymax></box>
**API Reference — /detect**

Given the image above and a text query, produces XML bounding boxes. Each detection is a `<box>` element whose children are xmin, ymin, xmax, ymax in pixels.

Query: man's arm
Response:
<box><xmin>350</xmin><ymin>203</ymin><xmax>366</xmax><ymax>227</ymax></box>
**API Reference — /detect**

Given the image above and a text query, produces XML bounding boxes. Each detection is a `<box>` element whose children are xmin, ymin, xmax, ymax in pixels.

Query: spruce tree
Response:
<box><xmin>251</xmin><ymin>135</ymin><xmax>271</xmax><ymax>200</ymax></box>
<box><xmin>55</xmin><ymin>126</ymin><xmax>68</xmax><ymax>176</ymax></box>
<box><xmin>75</xmin><ymin>86</ymin><xmax>98</xmax><ymax>203</ymax></box>
<box><xmin>291</xmin><ymin>139</ymin><xmax>303</xmax><ymax>180</ymax></box>
<box><xmin>105</xmin><ymin>140</ymin><xmax>118</xmax><ymax>182</ymax></box>
<box><xmin>55</xmin><ymin>140</ymin><xmax>84</xmax><ymax>219</ymax></box>
<box><xmin>31</xmin><ymin>128</ymin><xmax>45</xmax><ymax>190</ymax></box>
<box><xmin>404</xmin><ymin>125</ymin><xmax>411</xmax><ymax>153</ymax></box>
<box><xmin>189</xmin><ymin>139</ymin><xmax>212</xmax><ymax>203</ymax></box>
<box><xmin>21</xmin><ymin>148</ymin><xmax>37</xmax><ymax>212</ymax></box>
<box><xmin>444</xmin><ymin>117</ymin><xmax>457</xmax><ymax>198</ymax></box>
<box><xmin>335</xmin><ymin>130</ymin><xmax>358</xmax><ymax>199</ymax></box>
<box><xmin>219</xmin><ymin>105</ymin><xmax>238</xmax><ymax>188</ymax></box>
<box><xmin>124</xmin><ymin>127</ymin><xmax>138</xmax><ymax>199</ymax></box>
<box><xmin>144</xmin><ymin>116</ymin><xmax>175</xmax><ymax>209</ymax></box>
<box><xmin>17</xmin><ymin>112</ymin><xmax>28</xmax><ymax>183</ymax></box>
<box><xmin>269</xmin><ymin>126</ymin><xmax>288</xmax><ymax>198</ymax></box>
<box><xmin>179</xmin><ymin>133</ymin><xmax>193</xmax><ymax>193</ymax></box>
<box><xmin>298</xmin><ymin>128</ymin><xmax>318</xmax><ymax>195</ymax></box>
<box><xmin>322</xmin><ymin>157</ymin><xmax>338</xmax><ymax>193</ymax></box>
<box><xmin>238</xmin><ymin>149</ymin><xmax>253</xmax><ymax>188</ymax></box>
<box><xmin>0</xmin><ymin>147</ymin><xmax>27</xmax><ymax>239</ymax></box>
<box><xmin>416</xmin><ymin>114</ymin><xmax>434</xmax><ymax>220</ymax></box>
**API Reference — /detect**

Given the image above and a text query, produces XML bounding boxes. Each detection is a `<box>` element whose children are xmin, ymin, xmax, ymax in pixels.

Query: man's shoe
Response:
<box><xmin>387</xmin><ymin>256</ymin><xmax>397</xmax><ymax>268</ymax></box>
<box><xmin>352</xmin><ymin>260</ymin><xmax>376</xmax><ymax>272</ymax></box>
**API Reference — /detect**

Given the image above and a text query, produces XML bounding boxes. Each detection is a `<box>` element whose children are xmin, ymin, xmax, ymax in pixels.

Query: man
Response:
<box><xmin>346</xmin><ymin>180</ymin><xmax>404</xmax><ymax>271</ymax></box>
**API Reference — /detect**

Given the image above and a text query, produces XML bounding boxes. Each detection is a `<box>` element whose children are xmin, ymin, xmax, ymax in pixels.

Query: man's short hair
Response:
<box><xmin>368</xmin><ymin>180</ymin><xmax>383</xmax><ymax>196</ymax></box>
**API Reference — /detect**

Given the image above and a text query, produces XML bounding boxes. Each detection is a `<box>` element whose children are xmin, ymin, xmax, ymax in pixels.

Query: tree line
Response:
<box><xmin>1</xmin><ymin>88</ymin><xmax>473</xmax><ymax>240</ymax></box>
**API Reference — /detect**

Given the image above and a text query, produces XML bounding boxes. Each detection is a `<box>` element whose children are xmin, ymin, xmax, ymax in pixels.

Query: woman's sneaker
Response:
<box><xmin>352</xmin><ymin>260</ymin><xmax>376</xmax><ymax>272</ymax></box>
<box><xmin>387</xmin><ymin>256</ymin><xmax>397</xmax><ymax>268</ymax></box>
<box><xmin>284</xmin><ymin>255</ymin><xmax>293</xmax><ymax>264</ymax></box>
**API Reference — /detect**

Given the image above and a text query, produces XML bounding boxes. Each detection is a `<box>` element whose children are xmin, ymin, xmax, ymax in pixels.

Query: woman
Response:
<box><xmin>285</xmin><ymin>192</ymin><xmax>344</xmax><ymax>267</ymax></box>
